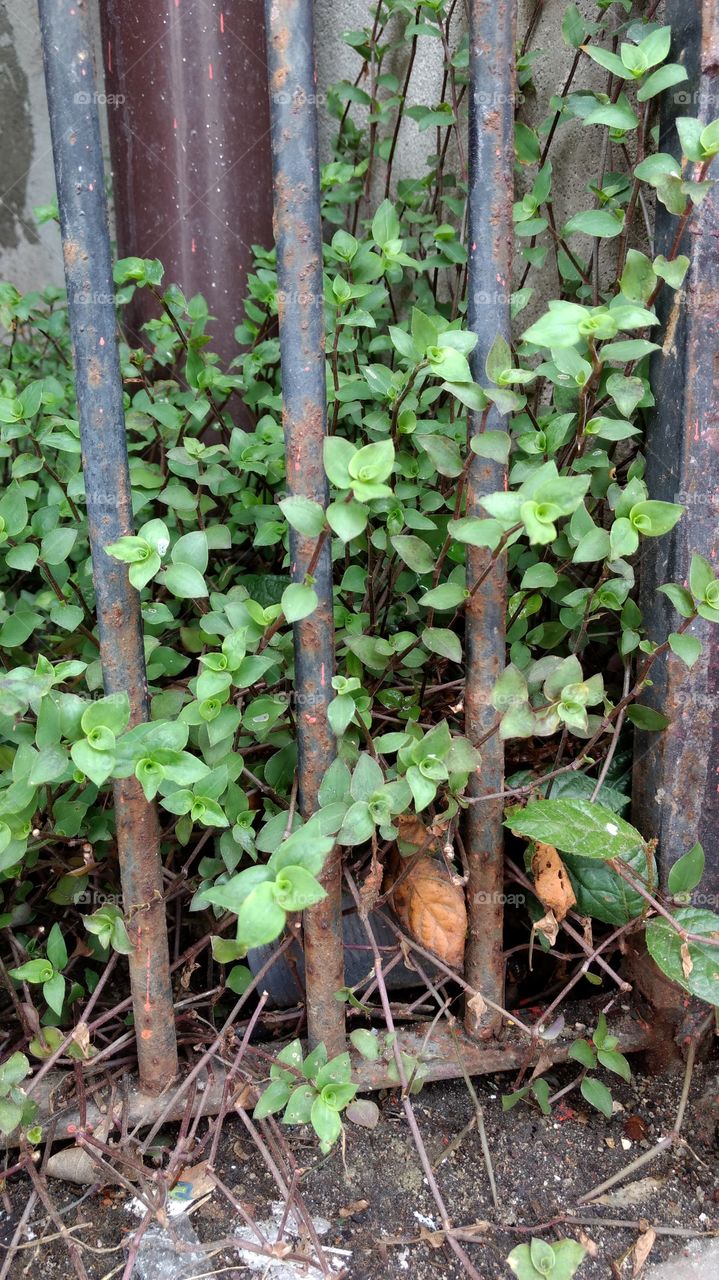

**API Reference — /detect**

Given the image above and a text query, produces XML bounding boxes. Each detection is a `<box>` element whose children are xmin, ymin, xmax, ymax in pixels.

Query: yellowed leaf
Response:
<box><xmin>531</xmin><ymin>842</ymin><xmax>576</xmax><ymax>921</ymax></box>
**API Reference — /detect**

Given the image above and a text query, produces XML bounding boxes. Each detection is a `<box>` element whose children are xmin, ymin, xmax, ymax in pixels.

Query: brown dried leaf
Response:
<box><xmin>623</xmin><ymin>1115</ymin><xmax>648</xmax><ymax>1142</ymax></box>
<box><xmin>386</xmin><ymin>856</ymin><xmax>466</xmax><ymax>969</ymax></box>
<box><xmin>396</xmin><ymin>814</ymin><xmax>436</xmax><ymax>854</ymax></box>
<box><xmin>534</xmin><ymin>910</ymin><xmax>559</xmax><ymax>947</ymax></box>
<box><xmin>339</xmin><ymin>1199</ymin><xmax>370</xmax><ymax>1219</ymax></box>
<box><xmin>467</xmin><ymin>991</ymin><xmax>487</xmax><ymax>1022</ymax></box>
<box><xmin>578</xmin><ymin>1231</ymin><xmax>598</xmax><ymax>1258</ymax></box>
<box><xmin>680</xmin><ymin>941</ymin><xmax>693</xmax><ymax>979</ymax></box>
<box><xmin>72</xmin><ymin>1021</ymin><xmax>91</xmax><ymax>1057</ymax></box>
<box><xmin>359</xmin><ymin>852</ymin><xmax>383</xmax><ymax>917</ymax></box>
<box><xmin>419</xmin><ymin>1226</ymin><xmax>445</xmax><ymax>1249</ymax></box>
<box><xmin>531</xmin><ymin>842</ymin><xmax>576</xmax><ymax>922</ymax></box>
<box><xmin>631</xmin><ymin>1227</ymin><xmax>656</xmax><ymax>1276</ymax></box>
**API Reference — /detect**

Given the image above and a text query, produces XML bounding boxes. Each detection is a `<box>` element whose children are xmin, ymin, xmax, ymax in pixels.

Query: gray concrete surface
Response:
<box><xmin>643</xmin><ymin>1238</ymin><xmax>719</xmax><ymax>1278</ymax></box>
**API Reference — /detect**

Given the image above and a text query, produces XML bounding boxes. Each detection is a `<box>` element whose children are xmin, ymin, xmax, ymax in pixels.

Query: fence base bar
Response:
<box><xmin>5</xmin><ymin>1003</ymin><xmax>654</xmax><ymax>1149</ymax></box>
<box><xmin>264</xmin><ymin>0</ymin><xmax>344</xmax><ymax>1055</ymax></box>
<box><xmin>38</xmin><ymin>0</ymin><xmax>178</xmax><ymax>1093</ymax></box>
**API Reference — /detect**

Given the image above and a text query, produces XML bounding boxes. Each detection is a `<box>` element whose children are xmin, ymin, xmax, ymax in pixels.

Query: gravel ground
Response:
<box><xmin>1</xmin><ymin>1049</ymin><xmax>717</xmax><ymax>1279</ymax></box>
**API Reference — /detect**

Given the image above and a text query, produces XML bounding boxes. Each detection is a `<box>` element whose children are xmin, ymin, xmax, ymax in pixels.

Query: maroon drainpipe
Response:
<box><xmin>98</xmin><ymin>0</ymin><xmax>273</xmax><ymax>366</ymax></box>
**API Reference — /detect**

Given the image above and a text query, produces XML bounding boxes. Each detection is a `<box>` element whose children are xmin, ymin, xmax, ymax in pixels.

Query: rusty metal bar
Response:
<box><xmin>99</xmin><ymin>0</ymin><xmax>273</xmax><ymax>371</ymax></box>
<box><xmin>4</xmin><ymin>1001</ymin><xmax>653</xmax><ymax>1147</ymax></box>
<box><xmin>264</xmin><ymin>0</ymin><xmax>344</xmax><ymax>1055</ymax></box>
<box><xmin>38</xmin><ymin>0</ymin><xmax>178</xmax><ymax>1093</ymax></box>
<box><xmin>463</xmin><ymin>0</ymin><xmax>516</xmax><ymax>1039</ymax></box>
<box><xmin>632</xmin><ymin>0</ymin><xmax>719</xmax><ymax>906</ymax></box>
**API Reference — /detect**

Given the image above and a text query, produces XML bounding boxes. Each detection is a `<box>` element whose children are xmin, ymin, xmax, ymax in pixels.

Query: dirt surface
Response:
<box><xmin>1</xmin><ymin>1049</ymin><xmax>717</xmax><ymax>1279</ymax></box>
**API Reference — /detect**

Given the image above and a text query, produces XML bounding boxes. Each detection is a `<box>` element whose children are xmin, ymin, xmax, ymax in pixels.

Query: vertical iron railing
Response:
<box><xmin>264</xmin><ymin>0</ymin><xmax>345</xmax><ymax>1054</ymax></box>
<box><xmin>464</xmin><ymin>0</ymin><xmax>516</xmax><ymax>1038</ymax></box>
<box><xmin>632</xmin><ymin>0</ymin><xmax>719</xmax><ymax>904</ymax></box>
<box><xmin>38</xmin><ymin>0</ymin><xmax>178</xmax><ymax>1093</ymax></box>
<box><xmin>100</xmin><ymin>0</ymin><xmax>273</xmax><ymax>381</ymax></box>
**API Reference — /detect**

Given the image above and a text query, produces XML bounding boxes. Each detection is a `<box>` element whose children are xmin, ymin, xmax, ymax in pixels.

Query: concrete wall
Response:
<box><xmin>0</xmin><ymin>0</ymin><xmax>611</xmax><ymax>294</ymax></box>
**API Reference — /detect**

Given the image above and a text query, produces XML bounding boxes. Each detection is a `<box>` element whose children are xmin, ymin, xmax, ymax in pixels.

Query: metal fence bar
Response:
<box><xmin>264</xmin><ymin>0</ymin><xmax>345</xmax><ymax>1054</ymax></box>
<box><xmin>463</xmin><ymin>0</ymin><xmax>516</xmax><ymax>1039</ymax></box>
<box><xmin>38</xmin><ymin>0</ymin><xmax>178</xmax><ymax>1093</ymax></box>
<box><xmin>632</xmin><ymin>0</ymin><xmax>719</xmax><ymax>905</ymax></box>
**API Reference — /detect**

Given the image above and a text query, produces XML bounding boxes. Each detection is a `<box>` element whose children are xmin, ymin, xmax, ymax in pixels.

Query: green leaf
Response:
<box><xmin>272</xmin><ymin>865</ymin><xmax>326</xmax><ymax>912</ymax></box>
<box><xmin>283</xmin><ymin>1083</ymin><xmax>317</xmax><ymax>1124</ymax></box>
<box><xmin>43</xmin><ymin>971</ymin><xmax>66</xmax><ymax>1016</ymax></box>
<box><xmin>419</xmin><ymin>582</ymin><xmax>466</xmax><ymax>610</ymax></box>
<box><xmin>564</xmin><ymin>843</ymin><xmax>648</xmax><ymax>926</ymax></box>
<box><xmin>338</xmin><ymin>800</ymin><xmax>375</xmax><ymax>846</ymax></box>
<box><xmin>659</xmin><ymin>583</ymin><xmax>695</xmax><ymax>618</ymax></box>
<box><xmin>583</xmin><ymin>94</ymin><xmax>638</xmax><ymax>131</ymax></box>
<box><xmin>629</xmin><ymin>500</ymin><xmax>683</xmax><ymax>537</ymax></box>
<box><xmin>70</xmin><ymin>738</ymin><xmax>114</xmax><ymax>788</ymax></box>
<box><xmin>582</xmin><ymin>46</ymin><xmax>628</xmax><ymax>78</ymax></box>
<box><xmin>278</xmin><ymin>496</ymin><xmax>326</xmax><ymax>537</ymax></box>
<box><xmin>689</xmin><ymin>553</ymin><xmax>716</xmax><ymax>602</ymax></box>
<box><xmin>637</xmin><ymin>64</ymin><xmax>687</xmax><ymax>102</ymax></box>
<box><xmin>423</xmin><ymin>628</ymin><xmax>462</xmax><ymax>663</ymax></box>
<box><xmin>324</xmin><ymin>436</ymin><xmax>356</xmax><ymax>488</ymax></box>
<box><xmin>580</xmin><ymin>1075</ymin><xmax>613</xmax><ymax>1118</ymax></box>
<box><xmin>505</xmin><ymin>799</ymin><xmax>644</xmax><ymax>860</ymax></box>
<box><xmin>281</xmin><ymin>583</ymin><xmax>318</xmax><ymax>622</ymax></box>
<box><xmin>668</xmin><ymin>843</ymin><xmax>705</xmax><ymax>898</ymax></box>
<box><xmin>470</xmin><ymin>430</ymin><xmax>510</xmax><ymax>464</ymax></box>
<box><xmin>372</xmin><ymin>199</ymin><xmax>400</xmax><ymax>247</ymax></box>
<box><xmin>81</xmin><ymin>693</ymin><xmax>130</xmax><ymax>735</ymax></box>
<box><xmin>326</xmin><ymin>501</ymin><xmax>367</xmax><ymax>542</ymax></box>
<box><xmin>646</xmin><ymin>908</ymin><xmax>719</xmax><ymax>1005</ymax></box>
<box><xmin>597</xmin><ymin>1047</ymin><xmax>631</xmax><ymax>1081</ymax></box>
<box><xmin>626</xmin><ymin>704</ymin><xmax>670</xmax><ymax>731</ymax></box>
<box><xmin>40</xmin><ymin>527</ymin><xmax>77</xmax><ymax>565</ymax></box>
<box><xmin>310</xmin><ymin>1094</ymin><xmax>342</xmax><ymax>1147</ymax></box>
<box><xmin>668</xmin><ymin>632</ymin><xmax>701</xmax><ymax>668</ymax></box>
<box><xmin>236</xmin><ymin>881</ymin><xmax>287</xmax><ymax>949</ymax></box>
<box><xmin>46</xmin><ymin>923</ymin><xmax>67</xmax><ymax>971</ymax></box>
<box><xmin>568</xmin><ymin>1038</ymin><xmax>596</xmax><ymax>1069</ymax></box>
<box><xmin>348</xmin><ymin>439</ymin><xmax>395</xmax><ymax>485</ymax></box>
<box><xmin>653</xmin><ymin>254</ymin><xmax>690</xmax><ymax>289</ymax></box>
<box><xmin>9</xmin><ymin>958</ymin><xmax>54</xmax><ymax>984</ymax></box>
<box><xmin>417</xmin><ymin>433</ymin><xmax>464</xmax><ymax>477</ymax></box>
<box><xmin>349</xmin><ymin>1029</ymin><xmax>380</xmax><ymax>1061</ymax></box>
<box><xmin>171</xmin><ymin>530</ymin><xmax>208</xmax><ymax>573</ymax></box>
<box><xmin>391</xmin><ymin>535</ymin><xmax>435</xmax><ymax>575</ymax></box>
<box><xmin>5</xmin><ymin>544</ymin><xmax>39</xmax><ymax>572</ymax></box>
<box><xmin>253</xmin><ymin>1079</ymin><xmax>292</xmax><ymax>1120</ymax></box>
<box><xmin>163</xmin><ymin>562</ymin><xmax>208</xmax><ymax>598</ymax></box>
<box><xmin>507</xmin><ymin>1238</ymin><xmax>586</xmax><ymax>1280</ymax></box>
<box><xmin>564</xmin><ymin>209</ymin><xmax>625</xmax><ymax>239</ymax></box>
<box><xmin>0</xmin><ymin>1052</ymin><xmax>30</xmax><ymax>1092</ymax></box>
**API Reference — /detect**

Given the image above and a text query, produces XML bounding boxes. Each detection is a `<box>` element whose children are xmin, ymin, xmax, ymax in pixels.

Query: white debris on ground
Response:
<box><xmin>132</xmin><ymin>1214</ymin><xmax>210</xmax><ymax>1280</ymax></box>
<box><xmin>643</xmin><ymin>1239</ymin><xmax>719</xmax><ymax>1279</ymax></box>
<box><xmin>235</xmin><ymin>1200</ymin><xmax>351</xmax><ymax>1277</ymax></box>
